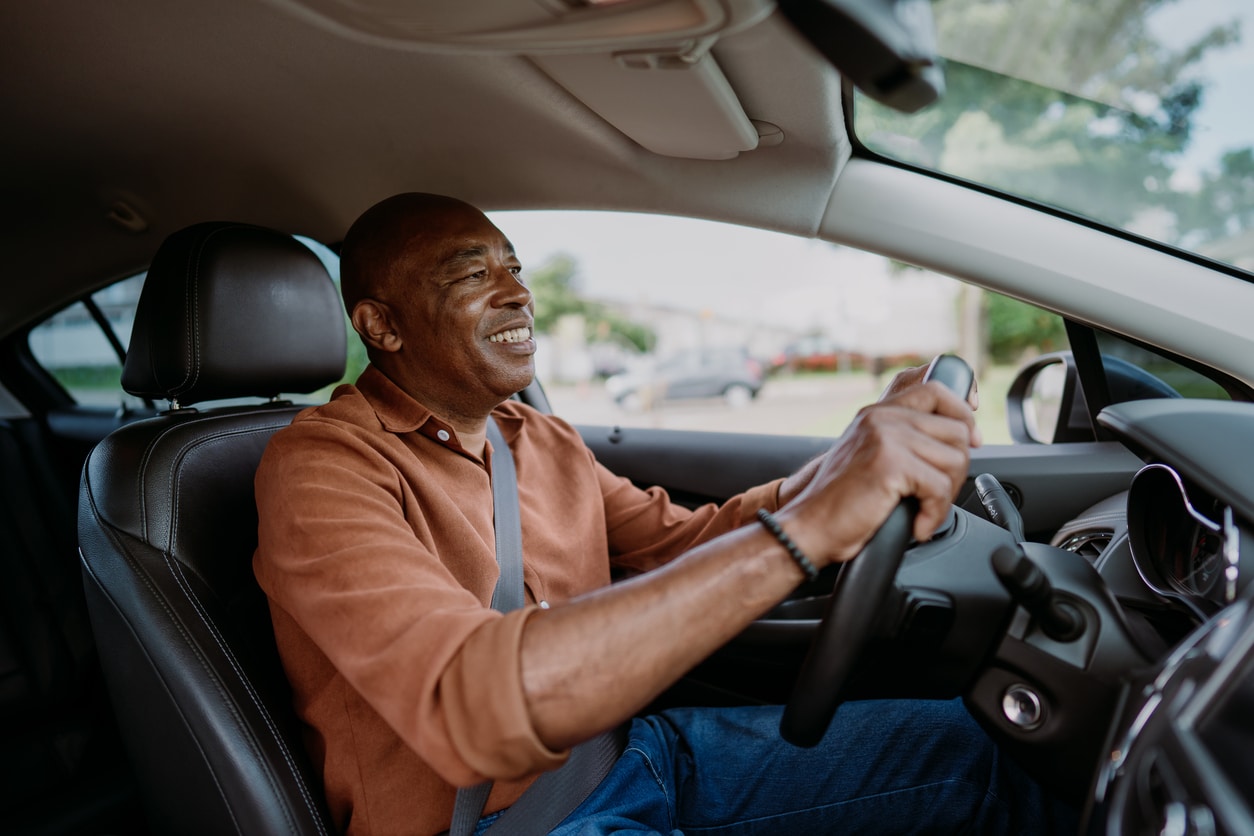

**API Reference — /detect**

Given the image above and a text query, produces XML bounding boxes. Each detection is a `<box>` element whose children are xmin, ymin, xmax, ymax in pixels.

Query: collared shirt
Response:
<box><xmin>253</xmin><ymin>365</ymin><xmax>783</xmax><ymax>835</ymax></box>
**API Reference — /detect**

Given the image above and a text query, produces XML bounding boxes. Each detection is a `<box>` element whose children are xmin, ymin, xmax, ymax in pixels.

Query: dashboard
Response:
<box><xmin>1084</xmin><ymin>399</ymin><xmax>1254</xmax><ymax>834</ymax></box>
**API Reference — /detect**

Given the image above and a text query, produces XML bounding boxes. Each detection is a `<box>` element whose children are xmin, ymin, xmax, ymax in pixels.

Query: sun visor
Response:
<box><xmin>266</xmin><ymin>0</ymin><xmax>773</xmax><ymax>53</ymax></box>
<box><xmin>533</xmin><ymin>49</ymin><xmax>761</xmax><ymax>159</ymax></box>
<box><xmin>266</xmin><ymin>0</ymin><xmax>773</xmax><ymax>160</ymax></box>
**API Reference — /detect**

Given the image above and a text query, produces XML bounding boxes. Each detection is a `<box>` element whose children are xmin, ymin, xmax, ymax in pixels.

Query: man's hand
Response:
<box><xmin>880</xmin><ymin>362</ymin><xmax>979</xmax><ymax>411</ymax></box>
<box><xmin>778</xmin><ymin>377</ymin><xmax>979</xmax><ymax>567</ymax></box>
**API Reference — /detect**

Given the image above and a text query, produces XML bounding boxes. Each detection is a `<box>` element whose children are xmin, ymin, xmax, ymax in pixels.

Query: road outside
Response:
<box><xmin>546</xmin><ymin>367</ymin><xmax>1016</xmax><ymax>444</ymax></box>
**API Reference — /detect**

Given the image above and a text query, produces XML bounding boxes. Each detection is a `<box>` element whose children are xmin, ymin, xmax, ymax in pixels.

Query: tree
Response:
<box><xmin>1173</xmin><ymin>148</ymin><xmax>1254</xmax><ymax>250</ymax></box>
<box><xmin>859</xmin><ymin>0</ymin><xmax>1245</xmax><ymax>235</ymax></box>
<box><xmin>528</xmin><ymin>254</ymin><xmax>655</xmax><ymax>353</ymax></box>
<box><xmin>985</xmin><ymin>292</ymin><xmax>1067</xmax><ymax>365</ymax></box>
<box><xmin>858</xmin><ymin>0</ymin><xmax>1249</xmax><ymax>360</ymax></box>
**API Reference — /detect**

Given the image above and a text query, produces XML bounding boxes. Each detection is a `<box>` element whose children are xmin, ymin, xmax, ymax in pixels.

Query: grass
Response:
<box><xmin>794</xmin><ymin>364</ymin><xmax>1018</xmax><ymax>446</ymax></box>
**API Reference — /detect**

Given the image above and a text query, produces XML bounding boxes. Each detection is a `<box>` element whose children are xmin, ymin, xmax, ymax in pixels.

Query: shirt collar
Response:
<box><xmin>354</xmin><ymin>364</ymin><xmax>528</xmax><ymax>445</ymax></box>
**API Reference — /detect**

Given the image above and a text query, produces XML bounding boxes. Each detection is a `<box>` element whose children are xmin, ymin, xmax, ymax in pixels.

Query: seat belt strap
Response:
<box><xmin>450</xmin><ymin>417</ymin><xmax>623</xmax><ymax>836</ymax></box>
<box><xmin>480</xmin><ymin>723</ymin><xmax>627</xmax><ymax>836</ymax></box>
<box><xmin>486</xmin><ymin>416</ymin><xmax>524</xmax><ymax>612</ymax></box>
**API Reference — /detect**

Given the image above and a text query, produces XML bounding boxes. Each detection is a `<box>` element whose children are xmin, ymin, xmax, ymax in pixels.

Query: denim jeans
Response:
<box><xmin>476</xmin><ymin>699</ymin><xmax>1077</xmax><ymax>835</ymax></box>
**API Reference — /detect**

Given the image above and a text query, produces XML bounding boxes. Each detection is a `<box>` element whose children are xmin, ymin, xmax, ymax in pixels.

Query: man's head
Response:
<box><xmin>340</xmin><ymin>193</ymin><xmax>536</xmax><ymax>423</ymax></box>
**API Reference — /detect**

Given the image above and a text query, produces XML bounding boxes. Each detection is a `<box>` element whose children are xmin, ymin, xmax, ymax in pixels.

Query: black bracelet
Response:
<box><xmin>756</xmin><ymin>508</ymin><xmax>819</xmax><ymax>583</ymax></box>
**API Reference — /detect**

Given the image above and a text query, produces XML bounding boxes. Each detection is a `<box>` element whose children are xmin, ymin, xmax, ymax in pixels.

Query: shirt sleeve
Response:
<box><xmin>254</xmin><ymin>418</ymin><xmax>566</xmax><ymax>786</ymax></box>
<box><xmin>596</xmin><ymin>458</ymin><xmax>786</xmax><ymax>573</ymax></box>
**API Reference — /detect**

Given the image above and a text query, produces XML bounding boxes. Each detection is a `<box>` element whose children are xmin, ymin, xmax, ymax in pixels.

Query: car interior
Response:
<box><xmin>3</xmin><ymin>0</ymin><xmax>1254</xmax><ymax>834</ymax></box>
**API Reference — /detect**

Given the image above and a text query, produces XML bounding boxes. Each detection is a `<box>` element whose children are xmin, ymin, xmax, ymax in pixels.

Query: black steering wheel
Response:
<box><xmin>780</xmin><ymin>354</ymin><xmax>975</xmax><ymax>747</ymax></box>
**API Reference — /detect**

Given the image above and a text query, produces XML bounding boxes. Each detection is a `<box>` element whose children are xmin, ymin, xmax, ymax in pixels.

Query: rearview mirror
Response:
<box><xmin>776</xmin><ymin>0</ymin><xmax>945</xmax><ymax>113</ymax></box>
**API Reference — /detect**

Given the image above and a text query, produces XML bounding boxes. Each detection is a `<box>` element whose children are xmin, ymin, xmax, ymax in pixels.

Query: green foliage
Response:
<box><xmin>985</xmin><ymin>293</ymin><xmax>1067</xmax><ymax>364</ymax></box>
<box><xmin>529</xmin><ymin>253</ymin><xmax>587</xmax><ymax>334</ymax></box>
<box><xmin>1173</xmin><ymin>148</ymin><xmax>1254</xmax><ymax>248</ymax></box>
<box><xmin>527</xmin><ymin>254</ymin><xmax>655</xmax><ymax>353</ymax></box>
<box><xmin>49</xmin><ymin>364</ymin><xmax>122</xmax><ymax>388</ymax></box>
<box><xmin>857</xmin><ymin>0</ymin><xmax>1251</xmax><ymax>248</ymax></box>
<box><xmin>342</xmin><ymin>325</ymin><xmax>369</xmax><ymax>385</ymax></box>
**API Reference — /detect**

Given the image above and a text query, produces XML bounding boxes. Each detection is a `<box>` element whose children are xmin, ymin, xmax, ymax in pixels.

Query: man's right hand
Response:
<box><xmin>776</xmin><ymin>378</ymin><xmax>980</xmax><ymax>569</ymax></box>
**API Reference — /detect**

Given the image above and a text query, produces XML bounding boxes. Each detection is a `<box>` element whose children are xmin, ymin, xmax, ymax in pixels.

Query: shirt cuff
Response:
<box><xmin>736</xmin><ymin>477</ymin><xmax>786</xmax><ymax>526</ymax></box>
<box><xmin>441</xmin><ymin>606</ymin><xmax>569</xmax><ymax>781</ymax></box>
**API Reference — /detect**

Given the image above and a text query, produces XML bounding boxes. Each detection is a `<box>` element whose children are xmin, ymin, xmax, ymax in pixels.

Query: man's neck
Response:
<box><xmin>372</xmin><ymin>363</ymin><xmax>510</xmax><ymax>459</ymax></box>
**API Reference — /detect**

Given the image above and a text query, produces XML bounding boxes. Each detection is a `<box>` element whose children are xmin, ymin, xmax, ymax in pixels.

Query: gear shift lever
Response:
<box><xmin>991</xmin><ymin>543</ymin><xmax>1084</xmax><ymax>642</ymax></box>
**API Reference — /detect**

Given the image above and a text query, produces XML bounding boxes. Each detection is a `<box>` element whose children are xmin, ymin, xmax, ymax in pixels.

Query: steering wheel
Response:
<box><xmin>779</xmin><ymin>354</ymin><xmax>975</xmax><ymax>747</ymax></box>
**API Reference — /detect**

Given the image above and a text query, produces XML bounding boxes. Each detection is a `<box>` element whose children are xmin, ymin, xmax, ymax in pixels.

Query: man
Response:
<box><xmin>254</xmin><ymin>193</ymin><xmax>1071</xmax><ymax>835</ymax></box>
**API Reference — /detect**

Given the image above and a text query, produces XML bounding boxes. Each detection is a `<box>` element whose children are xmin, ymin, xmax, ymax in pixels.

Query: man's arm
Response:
<box><xmin>519</xmin><ymin>380</ymin><xmax>978</xmax><ymax>750</ymax></box>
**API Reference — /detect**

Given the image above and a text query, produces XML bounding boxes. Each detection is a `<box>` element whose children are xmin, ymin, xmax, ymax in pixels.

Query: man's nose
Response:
<box><xmin>493</xmin><ymin>268</ymin><xmax>532</xmax><ymax>307</ymax></box>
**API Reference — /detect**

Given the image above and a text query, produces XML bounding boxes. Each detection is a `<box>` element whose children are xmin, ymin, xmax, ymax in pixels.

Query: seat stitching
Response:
<box><xmin>149</xmin><ymin>420</ymin><xmax>330</xmax><ymax>834</ymax></box>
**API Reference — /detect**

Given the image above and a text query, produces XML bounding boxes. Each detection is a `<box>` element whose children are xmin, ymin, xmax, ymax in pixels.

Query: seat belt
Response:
<box><xmin>448</xmin><ymin>418</ymin><xmax>624</xmax><ymax>836</ymax></box>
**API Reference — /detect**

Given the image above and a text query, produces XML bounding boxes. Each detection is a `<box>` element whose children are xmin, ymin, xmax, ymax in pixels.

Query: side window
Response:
<box><xmin>1095</xmin><ymin>331</ymin><xmax>1231</xmax><ymax>402</ymax></box>
<box><xmin>491</xmin><ymin>210</ymin><xmax>1074</xmax><ymax>444</ymax></box>
<box><xmin>296</xmin><ymin>236</ymin><xmax>364</xmax><ymax>396</ymax></box>
<box><xmin>25</xmin><ymin>235</ymin><xmax>352</xmax><ymax>409</ymax></box>
<box><xmin>28</xmin><ymin>273</ymin><xmax>147</xmax><ymax>409</ymax></box>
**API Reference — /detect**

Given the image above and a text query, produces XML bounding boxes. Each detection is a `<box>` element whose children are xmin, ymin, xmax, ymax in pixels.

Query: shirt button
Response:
<box><xmin>538</xmin><ymin>600</ymin><xmax>550</xmax><ymax>609</ymax></box>
<box><xmin>436</xmin><ymin>429</ymin><xmax>450</xmax><ymax>442</ymax></box>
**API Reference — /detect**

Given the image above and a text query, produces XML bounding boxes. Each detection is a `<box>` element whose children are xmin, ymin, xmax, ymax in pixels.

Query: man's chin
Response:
<box><xmin>495</xmin><ymin>367</ymin><xmax>536</xmax><ymax>400</ymax></box>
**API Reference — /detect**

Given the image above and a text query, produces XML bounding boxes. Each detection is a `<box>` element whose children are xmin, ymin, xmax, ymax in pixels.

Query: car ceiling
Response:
<box><xmin>0</xmin><ymin>0</ymin><xmax>848</xmax><ymax>339</ymax></box>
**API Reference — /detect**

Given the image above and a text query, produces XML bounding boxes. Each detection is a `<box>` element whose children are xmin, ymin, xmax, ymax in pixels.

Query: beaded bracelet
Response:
<box><xmin>756</xmin><ymin>508</ymin><xmax>819</xmax><ymax>583</ymax></box>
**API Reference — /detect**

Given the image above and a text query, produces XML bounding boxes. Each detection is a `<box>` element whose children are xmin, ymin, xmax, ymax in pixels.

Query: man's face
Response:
<box><xmin>380</xmin><ymin>205</ymin><xmax>536</xmax><ymax>415</ymax></box>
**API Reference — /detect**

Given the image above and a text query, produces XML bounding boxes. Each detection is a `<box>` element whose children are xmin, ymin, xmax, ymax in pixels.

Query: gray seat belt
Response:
<box><xmin>448</xmin><ymin>417</ymin><xmax>624</xmax><ymax>836</ymax></box>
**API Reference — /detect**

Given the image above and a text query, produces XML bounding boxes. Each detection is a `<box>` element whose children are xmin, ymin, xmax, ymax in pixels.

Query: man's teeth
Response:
<box><xmin>489</xmin><ymin>327</ymin><xmax>531</xmax><ymax>344</ymax></box>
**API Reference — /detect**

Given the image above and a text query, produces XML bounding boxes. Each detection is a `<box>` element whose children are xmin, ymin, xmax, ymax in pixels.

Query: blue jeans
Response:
<box><xmin>477</xmin><ymin>699</ymin><xmax>1077</xmax><ymax>835</ymax></box>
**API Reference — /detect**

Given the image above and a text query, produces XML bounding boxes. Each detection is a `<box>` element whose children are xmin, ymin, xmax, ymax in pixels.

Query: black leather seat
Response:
<box><xmin>78</xmin><ymin>222</ymin><xmax>347</xmax><ymax>835</ymax></box>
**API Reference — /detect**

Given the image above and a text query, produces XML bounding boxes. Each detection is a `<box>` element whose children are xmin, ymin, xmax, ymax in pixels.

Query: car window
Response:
<box><xmin>1095</xmin><ymin>330</ymin><xmax>1232</xmax><ymax>402</ymax></box>
<box><xmin>28</xmin><ymin>236</ymin><xmax>350</xmax><ymax>409</ymax></box>
<box><xmin>28</xmin><ymin>272</ymin><xmax>147</xmax><ymax>409</ymax></box>
<box><xmin>493</xmin><ymin>210</ymin><xmax>1079</xmax><ymax>444</ymax></box>
<box><xmin>852</xmin><ymin>0</ymin><xmax>1254</xmax><ymax>278</ymax></box>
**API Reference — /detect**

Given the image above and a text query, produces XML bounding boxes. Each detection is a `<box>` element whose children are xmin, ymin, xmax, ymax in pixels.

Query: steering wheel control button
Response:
<box><xmin>1001</xmin><ymin>684</ymin><xmax>1045</xmax><ymax>731</ymax></box>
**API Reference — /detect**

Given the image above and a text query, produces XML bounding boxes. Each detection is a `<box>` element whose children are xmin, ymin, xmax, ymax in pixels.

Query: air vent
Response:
<box><xmin>1056</xmin><ymin>530</ymin><xmax>1114</xmax><ymax>561</ymax></box>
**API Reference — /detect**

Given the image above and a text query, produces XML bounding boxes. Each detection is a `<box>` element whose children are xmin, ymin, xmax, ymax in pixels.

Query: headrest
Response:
<box><xmin>122</xmin><ymin>222</ymin><xmax>347</xmax><ymax>406</ymax></box>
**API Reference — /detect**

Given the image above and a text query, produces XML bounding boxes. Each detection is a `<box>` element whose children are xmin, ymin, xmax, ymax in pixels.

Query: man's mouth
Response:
<box><xmin>488</xmin><ymin>327</ymin><xmax>532</xmax><ymax>344</ymax></box>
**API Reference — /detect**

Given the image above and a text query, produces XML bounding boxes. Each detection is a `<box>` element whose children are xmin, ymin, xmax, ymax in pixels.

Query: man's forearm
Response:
<box><xmin>519</xmin><ymin>520</ymin><xmax>808</xmax><ymax>750</ymax></box>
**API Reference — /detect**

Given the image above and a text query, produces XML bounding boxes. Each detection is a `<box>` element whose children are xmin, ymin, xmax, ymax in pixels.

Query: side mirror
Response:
<box><xmin>1006</xmin><ymin>352</ymin><xmax>1093</xmax><ymax>444</ymax></box>
<box><xmin>1006</xmin><ymin>351</ymin><xmax>1184</xmax><ymax>444</ymax></box>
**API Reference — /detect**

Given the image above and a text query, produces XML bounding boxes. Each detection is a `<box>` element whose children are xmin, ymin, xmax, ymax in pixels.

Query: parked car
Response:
<box><xmin>605</xmin><ymin>347</ymin><xmax>764</xmax><ymax>410</ymax></box>
<box><xmin>3</xmin><ymin>0</ymin><xmax>1253</xmax><ymax>834</ymax></box>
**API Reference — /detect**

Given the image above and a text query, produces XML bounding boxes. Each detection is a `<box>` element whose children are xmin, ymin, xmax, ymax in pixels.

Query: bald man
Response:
<box><xmin>254</xmin><ymin>193</ymin><xmax>1074</xmax><ymax>836</ymax></box>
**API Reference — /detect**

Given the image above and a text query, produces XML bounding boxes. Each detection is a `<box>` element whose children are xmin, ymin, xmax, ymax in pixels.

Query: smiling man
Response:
<box><xmin>253</xmin><ymin>193</ymin><xmax>1074</xmax><ymax>835</ymax></box>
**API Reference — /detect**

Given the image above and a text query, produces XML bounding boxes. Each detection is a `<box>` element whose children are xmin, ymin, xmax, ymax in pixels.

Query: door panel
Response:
<box><xmin>579</xmin><ymin>423</ymin><xmax>1143</xmax><ymax>543</ymax></box>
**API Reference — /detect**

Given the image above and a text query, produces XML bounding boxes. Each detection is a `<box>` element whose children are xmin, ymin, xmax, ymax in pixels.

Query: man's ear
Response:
<box><xmin>351</xmin><ymin>299</ymin><xmax>402</xmax><ymax>353</ymax></box>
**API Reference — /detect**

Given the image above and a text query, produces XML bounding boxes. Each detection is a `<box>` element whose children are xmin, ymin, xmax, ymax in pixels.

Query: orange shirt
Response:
<box><xmin>253</xmin><ymin>365</ymin><xmax>783</xmax><ymax>835</ymax></box>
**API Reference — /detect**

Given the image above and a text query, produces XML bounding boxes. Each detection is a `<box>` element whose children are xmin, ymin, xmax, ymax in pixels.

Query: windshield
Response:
<box><xmin>853</xmin><ymin>0</ymin><xmax>1254</xmax><ymax>275</ymax></box>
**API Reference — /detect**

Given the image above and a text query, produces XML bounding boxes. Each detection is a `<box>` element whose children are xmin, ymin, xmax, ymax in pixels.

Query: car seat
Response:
<box><xmin>77</xmin><ymin>222</ymin><xmax>346</xmax><ymax>835</ymax></box>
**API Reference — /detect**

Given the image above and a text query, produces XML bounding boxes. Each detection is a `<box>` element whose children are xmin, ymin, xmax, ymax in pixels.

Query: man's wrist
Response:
<box><xmin>756</xmin><ymin>509</ymin><xmax>819</xmax><ymax>583</ymax></box>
